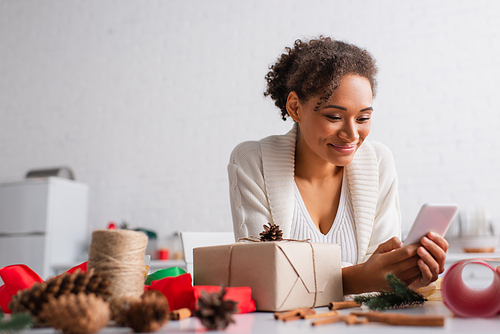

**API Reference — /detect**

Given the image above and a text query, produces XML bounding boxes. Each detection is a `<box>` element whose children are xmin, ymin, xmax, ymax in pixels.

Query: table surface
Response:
<box><xmin>42</xmin><ymin>253</ymin><xmax>500</xmax><ymax>333</ymax></box>
<box><xmin>16</xmin><ymin>301</ymin><xmax>500</xmax><ymax>334</ymax></box>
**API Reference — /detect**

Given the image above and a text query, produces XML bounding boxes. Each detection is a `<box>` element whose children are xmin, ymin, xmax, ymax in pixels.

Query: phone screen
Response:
<box><xmin>404</xmin><ymin>203</ymin><xmax>458</xmax><ymax>245</ymax></box>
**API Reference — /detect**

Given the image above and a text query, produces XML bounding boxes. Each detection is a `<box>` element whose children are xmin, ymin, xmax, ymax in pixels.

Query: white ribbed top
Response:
<box><xmin>291</xmin><ymin>171</ymin><xmax>357</xmax><ymax>265</ymax></box>
<box><xmin>229</xmin><ymin>123</ymin><xmax>401</xmax><ymax>264</ymax></box>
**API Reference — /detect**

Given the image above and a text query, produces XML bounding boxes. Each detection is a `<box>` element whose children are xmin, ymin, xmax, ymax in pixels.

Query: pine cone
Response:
<box><xmin>125</xmin><ymin>290</ymin><xmax>170</xmax><ymax>333</ymax></box>
<box><xmin>259</xmin><ymin>222</ymin><xmax>283</xmax><ymax>241</ymax></box>
<box><xmin>39</xmin><ymin>293</ymin><xmax>109</xmax><ymax>334</ymax></box>
<box><xmin>194</xmin><ymin>287</ymin><xmax>236</xmax><ymax>330</ymax></box>
<box><xmin>109</xmin><ymin>296</ymin><xmax>140</xmax><ymax>326</ymax></box>
<box><xmin>9</xmin><ymin>268</ymin><xmax>111</xmax><ymax>325</ymax></box>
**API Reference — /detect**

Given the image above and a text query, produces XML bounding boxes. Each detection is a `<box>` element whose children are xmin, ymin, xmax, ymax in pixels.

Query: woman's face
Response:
<box><xmin>290</xmin><ymin>74</ymin><xmax>373</xmax><ymax>167</ymax></box>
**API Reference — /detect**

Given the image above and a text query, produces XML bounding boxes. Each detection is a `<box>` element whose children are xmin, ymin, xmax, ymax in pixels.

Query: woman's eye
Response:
<box><xmin>326</xmin><ymin>115</ymin><xmax>341</xmax><ymax>120</ymax></box>
<box><xmin>357</xmin><ymin>117</ymin><xmax>371</xmax><ymax>122</ymax></box>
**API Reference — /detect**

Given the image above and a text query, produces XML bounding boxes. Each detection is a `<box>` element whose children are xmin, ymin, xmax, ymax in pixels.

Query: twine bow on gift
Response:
<box><xmin>239</xmin><ymin>221</ymin><xmax>311</xmax><ymax>243</ymax></box>
<box><xmin>237</xmin><ymin>236</ymin><xmax>311</xmax><ymax>243</ymax></box>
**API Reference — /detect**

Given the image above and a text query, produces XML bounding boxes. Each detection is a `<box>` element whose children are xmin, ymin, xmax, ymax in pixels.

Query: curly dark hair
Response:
<box><xmin>264</xmin><ymin>36</ymin><xmax>378</xmax><ymax>121</ymax></box>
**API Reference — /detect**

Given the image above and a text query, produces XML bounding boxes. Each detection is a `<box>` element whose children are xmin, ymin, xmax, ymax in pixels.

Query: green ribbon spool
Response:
<box><xmin>145</xmin><ymin>266</ymin><xmax>186</xmax><ymax>285</ymax></box>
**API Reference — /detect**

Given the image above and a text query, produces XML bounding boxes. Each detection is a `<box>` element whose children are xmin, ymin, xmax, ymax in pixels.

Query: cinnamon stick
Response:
<box><xmin>311</xmin><ymin>315</ymin><xmax>344</xmax><ymax>326</ymax></box>
<box><xmin>280</xmin><ymin>308</ymin><xmax>315</xmax><ymax>321</ymax></box>
<box><xmin>282</xmin><ymin>315</ymin><xmax>302</xmax><ymax>322</ymax></box>
<box><xmin>344</xmin><ymin>315</ymin><xmax>358</xmax><ymax>325</ymax></box>
<box><xmin>328</xmin><ymin>301</ymin><xmax>361</xmax><ymax>310</ymax></box>
<box><xmin>274</xmin><ymin>308</ymin><xmax>300</xmax><ymax>320</ymax></box>
<box><xmin>299</xmin><ymin>308</ymin><xmax>316</xmax><ymax>317</ymax></box>
<box><xmin>350</xmin><ymin>311</ymin><xmax>389</xmax><ymax>322</ymax></box>
<box><xmin>168</xmin><ymin>308</ymin><xmax>192</xmax><ymax>320</ymax></box>
<box><xmin>350</xmin><ymin>312</ymin><xmax>444</xmax><ymax>327</ymax></box>
<box><xmin>354</xmin><ymin>317</ymin><xmax>369</xmax><ymax>324</ymax></box>
<box><xmin>302</xmin><ymin>310</ymin><xmax>339</xmax><ymax>319</ymax></box>
<box><xmin>384</xmin><ymin>315</ymin><xmax>445</xmax><ymax>327</ymax></box>
<box><xmin>274</xmin><ymin>308</ymin><xmax>311</xmax><ymax>320</ymax></box>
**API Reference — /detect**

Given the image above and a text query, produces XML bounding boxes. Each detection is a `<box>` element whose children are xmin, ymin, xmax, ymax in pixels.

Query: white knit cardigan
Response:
<box><xmin>228</xmin><ymin>123</ymin><xmax>401</xmax><ymax>264</ymax></box>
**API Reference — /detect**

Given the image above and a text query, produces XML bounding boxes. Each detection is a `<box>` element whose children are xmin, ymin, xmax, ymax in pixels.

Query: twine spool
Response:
<box><xmin>88</xmin><ymin>229</ymin><xmax>148</xmax><ymax>300</ymax></box>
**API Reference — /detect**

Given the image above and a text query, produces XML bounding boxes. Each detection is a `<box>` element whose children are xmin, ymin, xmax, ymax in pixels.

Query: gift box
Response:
<box><xmin>193</xmin><ymin>241</ymin><xmax>342</xmax><ymax>311</ymax></box>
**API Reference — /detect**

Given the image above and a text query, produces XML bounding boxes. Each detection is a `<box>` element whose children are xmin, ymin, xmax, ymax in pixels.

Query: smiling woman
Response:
<box><xmin>289</xmin><ymin>75</ymin><xmax>373</xmax><ymax>241</ymax></box>
<box><xmin>227</xmin><ymin>36</ymin><xmax>449</xmax><ymax>295</ymax></box>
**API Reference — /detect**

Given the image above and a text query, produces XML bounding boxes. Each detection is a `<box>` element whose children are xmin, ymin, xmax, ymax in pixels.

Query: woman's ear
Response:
<box><xmin>286</xmin><ymin>91</ymin><xmax>301</xmax><ymax>122</ymax></box>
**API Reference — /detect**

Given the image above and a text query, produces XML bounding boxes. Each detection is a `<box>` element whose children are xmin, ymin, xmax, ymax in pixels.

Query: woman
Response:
<box><xmin>228</xmin><ymin>36</ymin><xmax>448</xmax><ymax>294</ymax></box>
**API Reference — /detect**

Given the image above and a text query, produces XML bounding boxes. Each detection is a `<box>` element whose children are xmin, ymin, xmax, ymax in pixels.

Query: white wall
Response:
<box><xmin>1</xmin><ymin>0</ymin><xmax>500</xmax><ymax>247</ymax></box>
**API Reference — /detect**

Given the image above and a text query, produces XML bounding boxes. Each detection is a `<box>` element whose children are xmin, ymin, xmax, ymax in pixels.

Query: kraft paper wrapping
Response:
<box><xmin>193</xmin><ymin>241</ymin><xmax>343</xmax><ymax>311</ymax></box>
<box><xmin>442</xmin><ymin>259</ymin><xmax>500</xmax><ymax>317</ymax></box>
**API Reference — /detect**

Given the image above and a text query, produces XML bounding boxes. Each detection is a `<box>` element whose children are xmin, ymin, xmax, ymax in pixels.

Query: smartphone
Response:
<box><xmin>404</xmin><ymin>203</ymin><xmax>459</xmax><ymax>245</ymax></box>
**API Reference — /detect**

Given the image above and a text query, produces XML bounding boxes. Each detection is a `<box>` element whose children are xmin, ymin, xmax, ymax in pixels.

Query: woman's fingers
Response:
<box><xmin>407</xmin><ymin>259</ymin><xmax>435</xmax><ymax>290</ymax></box>
<box><xmin>372</xmin><ymin>246</ymin><xmax>420</xmax><ymax>283</ymax></box>
<box><xmin>397</xmin><ymin>233</ymin><xmax>448</xmax><ymax>288</ymax></box>
<box><xmin>427</xmin><ymin>231</ymin><xmax>449</xmax><ymax>252</ymax></box>
<box><xmin>420</xmin><ymin>234</ymin><xmax>448</xmax><ymax>274</ymax></box>
<box><xmin>382</xmin><ymin>244</ymin><xmax>419</xmax><ymax>268</ymax></box>
<box><xmin>417</xmin><ymin>246</ymin><xmax>440</xmax><ymax>281</ymax></box>
<box><xmin>396</xmin><ymin>261</ymin><xmax>421</xmax><ymax>283</ymax></box>
<box><xmin>403</xmin><ymin>273</ymin><xmax>422</xmax><ymax>287</ymax></box>
<box><xmin>416</xmin><ymin>258</ymin><xmax>434</xmax><ymax>286</ymax></box>
<box><xmin>358</xmin><ymin>237</ymin><xmax>440</xmax><ymax>293</ymax></box>
<box><xmin>374</xmin><ymin>236</ymin><xmax>403</xmax><ymax>254</ymax></box>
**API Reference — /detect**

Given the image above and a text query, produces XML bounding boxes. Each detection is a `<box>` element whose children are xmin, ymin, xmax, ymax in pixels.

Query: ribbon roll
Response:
<box><xmin>442</xmin><ymin>259</ymin><xmax>500</xmax><ymax>317</ymax></box>
<box><xmin>145</xmin><ymin>267</ymin><xmax>186</xmax><ymax>286</ymax></box>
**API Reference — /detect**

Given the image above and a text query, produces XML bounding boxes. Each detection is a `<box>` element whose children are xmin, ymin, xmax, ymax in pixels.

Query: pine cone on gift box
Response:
<box><xmin>38</xmin><ymin>292</ymin><xmax>110</xmax><ymax>334</ymax></box>
<box><xmin>125</xmin><ymin>290</ymin><xmax>170</xmax><ymax>333</ymax></box>
<box><xmin>194</xmin><ymin>287</ymin><xmax>236</xmax><ymax>330</ymax></box>
<box><xmin>259</xmin><ymin>222</ymin><xmax>283</xmax><ymax>241</ymax></box>
<box><xmin>9</xmin><ymin>268</ymin><xmax>111</xmax><ymax>325</ymax></box>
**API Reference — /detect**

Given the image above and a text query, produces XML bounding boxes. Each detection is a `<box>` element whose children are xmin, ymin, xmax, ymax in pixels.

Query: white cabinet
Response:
<box><xmin>0</xmin><ymin>177</ymin><xmax>89</xmax><ymax>280</ymax></box>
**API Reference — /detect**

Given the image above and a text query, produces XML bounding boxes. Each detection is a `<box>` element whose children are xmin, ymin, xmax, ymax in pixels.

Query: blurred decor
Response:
<box><xmin>447</xmin><ymin>208</ymin><xmax>499</xmax><ymax>253</ymax></box>
<box><xmin>25</xmin><ymin>167</ymin><xmax>75</xmax><ymax>180</ymax></box>
<box><xmin>156</xmin><ymin>248</ymin><xmax>170</xmax><ymax>260</ymax></box>
<box><xmin>134</xmin><ymin>228</ymin><xmax>158</xmax><ymax>257</ymax></box>
<box><xmin>0</xmin><ymin>309</ymin><xmax>33</xmax><ymax>333</ymax></box>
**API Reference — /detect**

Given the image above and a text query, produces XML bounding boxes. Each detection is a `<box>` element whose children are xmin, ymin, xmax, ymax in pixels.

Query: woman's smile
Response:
<box><xmin>328</xmin><ymin>143</ymin><xmax>358</xmax><ymax>154</ymax></box>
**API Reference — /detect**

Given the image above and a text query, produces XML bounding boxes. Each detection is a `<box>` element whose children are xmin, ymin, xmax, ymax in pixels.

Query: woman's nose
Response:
<box><xmin>338</xmin><ymin>121</ymin><xmax>359</xmax><ymax>141</ymax></box>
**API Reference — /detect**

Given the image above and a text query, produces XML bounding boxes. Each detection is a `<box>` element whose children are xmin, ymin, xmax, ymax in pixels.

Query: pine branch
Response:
<box><xmin>0</xmin><ymin>310</ymin><xmax>34</xmax><ymax>333</ymax></box>
<box><xmin>354</xmin><ymin>274</ymin><xmax>427</xmax><ymax>311</ymax></box>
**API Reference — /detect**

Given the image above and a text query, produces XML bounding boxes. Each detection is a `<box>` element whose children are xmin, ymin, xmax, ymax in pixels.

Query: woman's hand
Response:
<box><xmin>408</xmin><ymin>231</ymin><xmax>449</xmax><ymax>290</ymax></box>
<box><xmin>343</xmin><ymin>237</ymin><xmax>421</xmax><ymax>294</ymax></box>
